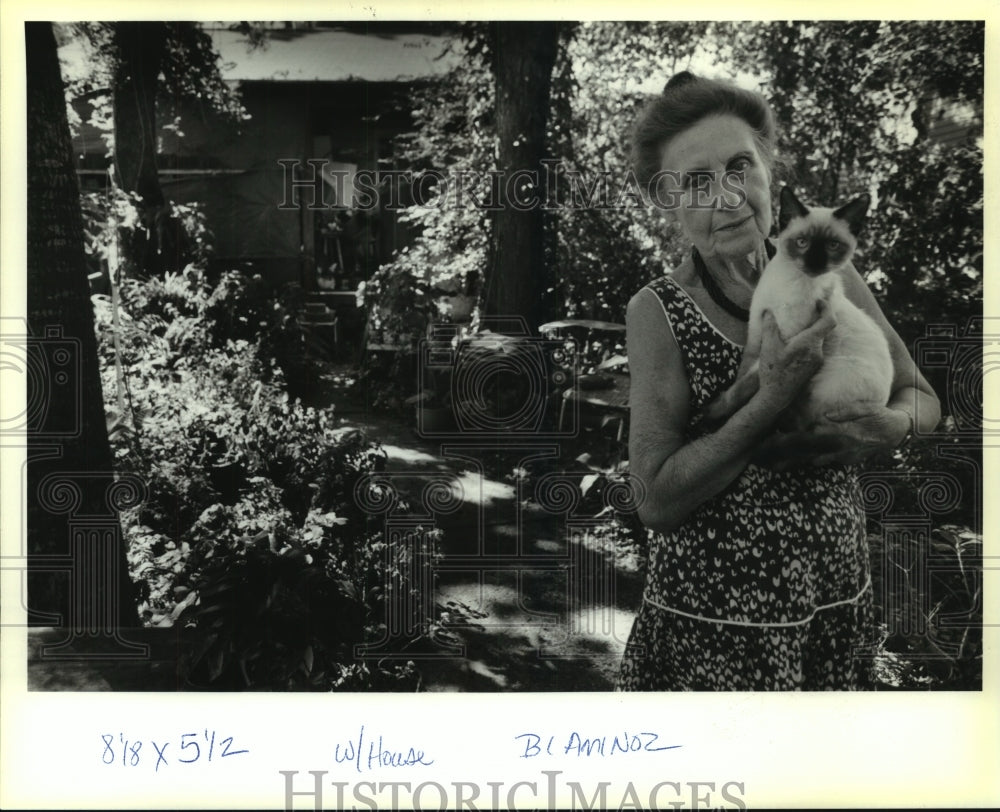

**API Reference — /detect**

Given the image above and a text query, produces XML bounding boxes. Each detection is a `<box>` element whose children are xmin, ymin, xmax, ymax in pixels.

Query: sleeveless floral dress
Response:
<box><xmin>617</xmin><ymin>274</ymin><xmax>876</xmax><ymax>691</ymax></box>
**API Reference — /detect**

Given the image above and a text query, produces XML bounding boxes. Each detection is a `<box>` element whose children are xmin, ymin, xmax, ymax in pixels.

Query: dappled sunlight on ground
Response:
<box><xmin>323</xmin><ymin>364</ymin><xmax>640</xmax><ymax>691</ymax></box>
<box><xmin>422</xmin><ymin>566</ymin><xmax>634</xmax><ymax>691</ymax></box>
<box><xmin>380</xmin><ymin>443</ymin><xmax>446</xmax><ymax>465</ymax></box>
<box><xmin>451</xmin><ymin>469</ymin><xmax>516</xmax><ymax>506</ymax></box>
<box><xmin>464</xmin><ymin>659</ymin><xmax>510</xmax><ymax>689</ymax></box>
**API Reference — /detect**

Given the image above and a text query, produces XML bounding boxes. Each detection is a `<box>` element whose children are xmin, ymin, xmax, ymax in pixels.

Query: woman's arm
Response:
<box><xmin>835</xmin><ymin>261</ymin><xmax>942</xmax><ymax>438</ymax></box>
<box><xmin>627</xmin><ymin>287</ymin><xmax>834</xmax><ymax>534</ymax></box>
<box><xmin>790</xmin><ymin>262</ymin><xmax>943</xmax><ymax>467</ymax></box>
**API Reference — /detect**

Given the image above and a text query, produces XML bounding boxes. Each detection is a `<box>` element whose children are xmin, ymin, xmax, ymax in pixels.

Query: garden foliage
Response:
<box><xmin>91</xmin><ymin>249</ymin><xmax>435</xmax><ymax>688</ymax></box>
<box><xmin>361</xmin><ymin>28</ymin><xmax>492</xmax><ymax>345</ymax></box>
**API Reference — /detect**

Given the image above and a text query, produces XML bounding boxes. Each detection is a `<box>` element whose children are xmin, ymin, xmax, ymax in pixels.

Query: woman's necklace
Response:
<box><xmin>692</xmin><ymin>242</ymin><xmax>775</xmax><ymax>323</ymax></box>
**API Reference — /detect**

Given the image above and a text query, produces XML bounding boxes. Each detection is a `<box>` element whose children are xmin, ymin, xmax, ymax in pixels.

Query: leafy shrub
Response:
<box><xmin>358</xmin><ymin>27</ymin><xmax>492</xmax><ymax>411</ymax></box>
<box><xmin>869</xmin><ymin>525</ymin><xmax>982</xmax><ymax>690</ymax></box>
<box><xmin>175</xmin><ymin>502</ymin><xmax>436</xmax><ymax>691</ymax></box>
<box><xmin>862</xmin><ymin>418</ymin><xmax>982</xmax><ymax>689</ymax></box>
<box><xmin>356</xmin><ymin>266</ymin><xmax>435</xmax><ymax>415</ymax></box>
<box><xmin>94</xmin><ymin>267</ymin><xmax>439</xmax><ymax>690</ymax></box>
<box><xmin>203</xmin><ymin>271</ymin><xmax>328</xmax><ymax>398</ymax></box>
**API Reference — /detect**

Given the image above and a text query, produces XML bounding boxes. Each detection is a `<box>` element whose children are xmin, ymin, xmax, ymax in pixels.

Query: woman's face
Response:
<box><xmin>657</xmin><ymin>114</ymin><xmax>772</xmax><ymax>263</ymax></box>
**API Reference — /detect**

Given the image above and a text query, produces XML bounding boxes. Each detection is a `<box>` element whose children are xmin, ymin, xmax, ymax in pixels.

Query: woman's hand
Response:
<box><xmin>809</xmin><ymin>403</ymin><xmax>911</xmax><ymax>465</ymax></box>
<box><xmin>754</xmin><ymin>404</ymin><xmax>911</xmax><ymax>469</ymax></box>
<box><xmin>701</xmin><ymin>296</ymin><xmax>836</xmax><ymax>428</ymax></box>
<box><xmin>756</xmin><ymin>297</ymin><xmax>837</xmax><ymax>412</ymax></box>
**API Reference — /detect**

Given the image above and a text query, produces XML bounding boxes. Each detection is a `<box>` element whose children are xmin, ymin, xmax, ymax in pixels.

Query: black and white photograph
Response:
<box><xmin>2</xmin><ymin>6</ymin><xmax>996</xmax><ymax>810</ymax></box>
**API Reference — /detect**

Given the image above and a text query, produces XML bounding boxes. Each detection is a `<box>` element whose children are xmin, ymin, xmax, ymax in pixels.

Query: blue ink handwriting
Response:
<box><xmin>333</xmin><ymin>725</ymin><xmax>434</xmax><ymax>773</ymax></box>
<box><xmin>515</xmin><ymin>731</ymin><xmax>681</xmax><ymax>759</ymax></box>
<box><xmin>100</xmin><ymin>730</ymin><xmax>248</xmax><ymax>772</ymax></box>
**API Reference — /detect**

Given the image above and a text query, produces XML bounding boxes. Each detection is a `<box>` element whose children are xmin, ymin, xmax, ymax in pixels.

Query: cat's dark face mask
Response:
<box><xmin>784</xmin><ymin>226</ymin><xmax>855</xmax><ymax>276</ymax></box>
<box><xmin>778</xmin><ymin>188</ymin><xmax>869</xmax><ymax>277</ymax></box>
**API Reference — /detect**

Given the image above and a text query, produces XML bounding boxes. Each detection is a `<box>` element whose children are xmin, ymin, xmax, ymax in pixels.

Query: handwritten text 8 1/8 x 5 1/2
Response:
<box><xmin>100</xmin><ymin>730</ymin><xmax>249</xmax><ymax>772</ymax></box>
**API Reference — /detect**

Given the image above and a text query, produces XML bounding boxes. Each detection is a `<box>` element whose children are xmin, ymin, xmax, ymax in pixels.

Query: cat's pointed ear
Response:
<box><xmin>833</xmin><ymin>194</ymin><xmax>871</xmax><ymax>236</ymax></box>
<box><xmin>778</xmin><ymin>186</ymin><xmax>809</xmax><ymax>232</ymax></box>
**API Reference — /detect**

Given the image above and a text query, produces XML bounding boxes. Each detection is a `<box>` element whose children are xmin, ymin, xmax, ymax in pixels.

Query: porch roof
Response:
<box><xmin>209</xmin><ymin>27</ymin><xmax>461</xmax><ymax>83</ymax></box>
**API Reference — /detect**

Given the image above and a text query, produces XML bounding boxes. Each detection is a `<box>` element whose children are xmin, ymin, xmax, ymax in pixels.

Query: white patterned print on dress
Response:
<box><xmin>617</xmin><ymin>274</ymin><xmax>875</xmax><ymax>691</ymax></box>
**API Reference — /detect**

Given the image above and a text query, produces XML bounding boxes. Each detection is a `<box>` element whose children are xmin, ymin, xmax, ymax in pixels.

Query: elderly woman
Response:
<box><xmin>618</xmin><ymin>72</ymin><xmax>941</xmax><ymax>690</ymax></box>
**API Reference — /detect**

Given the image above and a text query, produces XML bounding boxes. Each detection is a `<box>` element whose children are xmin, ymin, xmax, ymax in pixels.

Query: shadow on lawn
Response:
<box><xmin>416</xmin><ymin>604</ymin><xmax>630</xmax><ymax>692</ymax></box>
<box><xmin>325</xmin><ymin>364</ymin><xmax>644</xmax><ymax>691</ymax></box>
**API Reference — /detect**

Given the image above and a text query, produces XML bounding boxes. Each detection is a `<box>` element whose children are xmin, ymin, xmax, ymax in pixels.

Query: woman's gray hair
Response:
<box><xmin>632</xmin><ymin>71</ymin><xmax>777</xmax><ymax>190</ymax></box>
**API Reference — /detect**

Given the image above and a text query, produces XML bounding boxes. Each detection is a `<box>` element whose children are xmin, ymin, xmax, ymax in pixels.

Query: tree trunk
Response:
<box><xmin>112</xmin><ymin>21</ymin><xmax>181</xmax><ymax>275</ymax></box>
<box><xmin>26</xmin><ymin>21</ymin><xmax>139</xmax><ymax>628</ymax></box>
<box><xmin>483</xmin><ymin>22</ymin><xmax>559</xmax><ymax>334</ymax></box>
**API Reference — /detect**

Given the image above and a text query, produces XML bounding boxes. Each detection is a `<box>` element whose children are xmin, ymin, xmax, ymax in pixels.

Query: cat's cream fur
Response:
<box><xmin>705</xmin><ymin>187</ymin><xmax>893</xmax><ymax>431</ymax></box>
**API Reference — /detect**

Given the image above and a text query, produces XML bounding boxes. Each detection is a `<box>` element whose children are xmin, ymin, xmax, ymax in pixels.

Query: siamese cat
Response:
<box><xmin>703</xmin><ymin>186</ymin><xmax>893</xmax><ymax>434</ymax></box>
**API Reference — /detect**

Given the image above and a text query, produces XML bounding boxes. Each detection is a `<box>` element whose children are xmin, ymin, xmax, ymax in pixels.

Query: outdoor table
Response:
<box><xmin>558</xmin><ymin>370</ymin><xmax>630</xmax><ymax>442</ymax></box>
<box><xmin>538</xmin><ymin>319</ymin><xmax>627</xmax><ymax>334</ymax></box>
<box><xmin>539</xmin><ymin>319</ymin><xmax>627</xmax><ymax>371</ymax></box>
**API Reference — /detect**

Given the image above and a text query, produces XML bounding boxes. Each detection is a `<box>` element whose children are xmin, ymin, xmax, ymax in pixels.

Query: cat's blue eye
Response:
<box><xmin>795</xmin><ymin>237</ymin><xmax>809</xmax><ymax>249</ymax></box>
<box><xmin>827</xmin><ymin>239</ymin><xmax>842</xmax><ymax>250</ymax></box>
